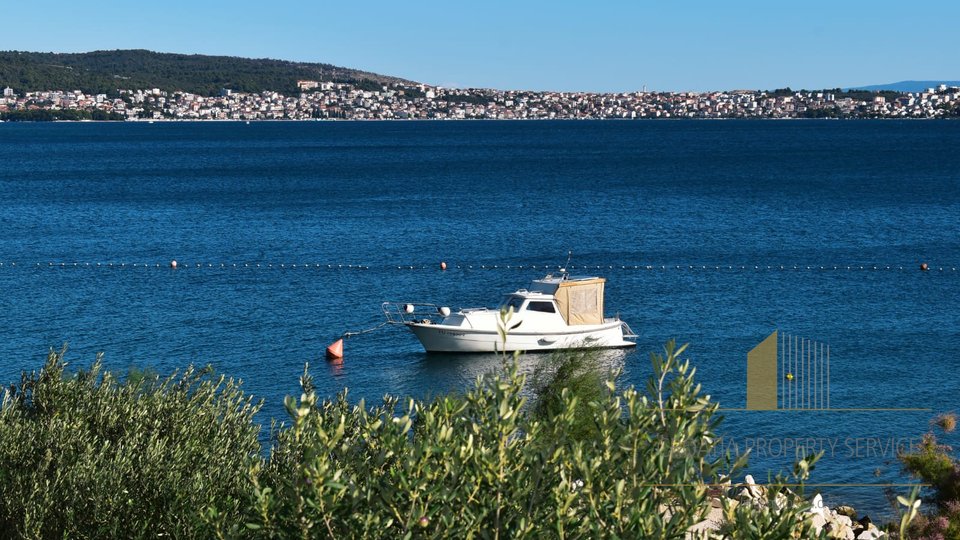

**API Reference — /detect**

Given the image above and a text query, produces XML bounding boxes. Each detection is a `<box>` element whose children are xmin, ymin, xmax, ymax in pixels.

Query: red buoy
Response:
<box><xmin>326</xmin><ymin>339</ymin><xmax>344</xmax><ymax>361</ymax></box>
<box><xmin>921</xmin><ymin>262</ymin><xmax>929</xmax><ymax>272</ymax></box>
<box><xmin>440</xmin><ymin>261</ymin><xmax>447</xmax><ymax>270</ymax></box>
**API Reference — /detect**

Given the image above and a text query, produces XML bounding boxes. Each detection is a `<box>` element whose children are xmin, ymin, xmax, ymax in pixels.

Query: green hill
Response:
<box><xmin>0</xmin><ymin>49</ymin><xmax>415</xmax><ymax>96</ymax></box>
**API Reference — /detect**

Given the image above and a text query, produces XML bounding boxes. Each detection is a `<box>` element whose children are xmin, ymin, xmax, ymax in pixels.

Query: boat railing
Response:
<box><xmin>381</xmin><ymin>302</ymin><xmax>446</xmax><ymax>325</ymax></box>
<box><xmin>620</xmin><ymin>320</ymin><xmax>638</xmax><ymax>340</ymax></box>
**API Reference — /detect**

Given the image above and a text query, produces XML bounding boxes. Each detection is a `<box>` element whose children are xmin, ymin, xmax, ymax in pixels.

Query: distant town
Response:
<box><xmin>2</xmin><ymin>81</ymin><xmax>959</xmax><ymax>121</ymax></box>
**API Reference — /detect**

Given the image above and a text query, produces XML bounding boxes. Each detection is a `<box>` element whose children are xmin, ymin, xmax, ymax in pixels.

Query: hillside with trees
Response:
<box><xmin>0</xmin><ymin>49</ymin><xmax>414</xmax><ymax>96</ymax></box>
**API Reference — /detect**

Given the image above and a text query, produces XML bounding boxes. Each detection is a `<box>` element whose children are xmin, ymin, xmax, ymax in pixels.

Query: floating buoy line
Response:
<box><xmin>0</xmin><ymin>261</ymin><xmax>955</xmax><ymax>272</ymax></box>
<box><xmin>3</xmin><ymin>260</ymin><xmax>952</xmax><ymax>363</ymax></box>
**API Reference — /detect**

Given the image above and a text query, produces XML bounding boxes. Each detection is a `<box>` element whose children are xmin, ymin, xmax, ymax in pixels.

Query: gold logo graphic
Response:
<box><xmin>747</xmin><ymin>330</ymin><xmax>829</xmax><ymax>410</ymax></box>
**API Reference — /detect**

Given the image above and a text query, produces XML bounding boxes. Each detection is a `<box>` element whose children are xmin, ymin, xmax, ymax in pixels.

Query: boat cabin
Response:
<box><xmin>499</xmin><ymin>275</ymin><xmax>606</xmax><ymax>326</ymax></box>
<box><xmin>500</xmin><ymin>293</ymin><xmax>559</xmax><ymax>314</ymax></box>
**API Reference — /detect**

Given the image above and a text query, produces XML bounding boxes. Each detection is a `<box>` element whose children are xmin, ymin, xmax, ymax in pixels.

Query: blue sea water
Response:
<box><xmin>1</xmin><ymin>119</ymin><xmax>958</xmax><ymax>516</ymax></box>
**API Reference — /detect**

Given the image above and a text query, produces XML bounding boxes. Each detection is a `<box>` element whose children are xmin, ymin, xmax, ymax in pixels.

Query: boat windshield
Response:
<box><xmin>499</xmin><ymin>295</ymin><xmax>525</xmax><ymax>313</ymax></box>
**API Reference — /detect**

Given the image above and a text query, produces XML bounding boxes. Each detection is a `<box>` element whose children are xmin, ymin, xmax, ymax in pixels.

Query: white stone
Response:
<box><xmin>771</xmin><ymin>492</ymin><xmax>789</xmax><ymax>511</ymax></box>
<box><xmin>826</xmin><ymin>515</ymin><xmax>855</xmax><ymax>540</ymax></box>
<box><xmin>809</xmin><ymin>493</ymin><xmax>825</xmax><ymax>518</ymax></box>
<box><xmin>858</xmin><ymin>524</ymin><xmax>885</xmax><ymax>539</ymax></box>
<box><xmin>809</xmin><ymin>512</ymin><xmax>827</xmax><ymax>532</ymax></box>
<box><xmin>740</xmin><ymin>475</ymin><xmax>764</xmax><ymax>499</ymax></box>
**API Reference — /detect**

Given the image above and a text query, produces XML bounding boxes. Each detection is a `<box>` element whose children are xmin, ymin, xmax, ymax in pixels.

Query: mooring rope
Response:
<box><xmin>341</xmin><ymin>321</ymin><xmax>390</xmax><ymax>339</ymax></box>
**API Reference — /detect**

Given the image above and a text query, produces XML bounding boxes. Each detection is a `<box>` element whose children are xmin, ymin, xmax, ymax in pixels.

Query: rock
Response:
<box><xmin>695</xmin><ymin>475</ymin><xmax>887</xmax><ymax>539</ymax></box>
<box><xmin>687</xmin><ymin>505</ymin><xmax>724</xmax><ymax>536</ymax></box>
<box><xmin>855</xmin><ymin>525</ymin><xmax>883</xmax><ymax>540</ymax></box>
<box><xmin>806</xmin><ymin>492</ymin><xmax>831</xmax><ymax>534</ymax></box>
<box><xmin>708</xmin><ymin>476</ymin><xmax>731</xmax><ymax>499</ymax></box>
<box><xmin>809</xmin><ymin>512</ymin><xmax>827</xmax><ymax>532</ymax></box>
<box><xmin>825</xmin><ymin>514</ymin><xmax>856</xmax><ymax>540</ymax></box>
<box><xmin>809</xmin><ymin>493</ymin><xmax>825</xmax><ymax>518</ymax></box>
<box><xmin>771</xmin><ymin>491</ymin><xmax>789</xmax><ymax>511</ymax></box>
<box><xmin>832</xmin><ymin>523</ymin><xmax>855</xmax><ymax>540</ymax></box>
<box><xmin>835</xmin><ymin>505</ymin><xmax>857</xmax><ymax>518</ymax></box>
<box><xmin>838</xmin><ymin>519</ymin><xmax>856</xmax><ymax>540</ymax></box>
<box><xmin>740</xmin><ymin>474</ymin><xmax>765</xmax><ymax>500</ymax></box>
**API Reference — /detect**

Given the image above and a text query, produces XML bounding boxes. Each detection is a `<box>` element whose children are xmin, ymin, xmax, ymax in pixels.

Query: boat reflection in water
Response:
<box><xmin>417</xmin><ymin>345</ymin><xmax>634</xmax><ymax>399</ymax></box>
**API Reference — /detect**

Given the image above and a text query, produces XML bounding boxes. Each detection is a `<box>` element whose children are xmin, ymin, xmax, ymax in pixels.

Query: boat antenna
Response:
<box><xmin>559</xmin><ymin>251</ymin><xmax>572</xmax><ymax>279</ymax></box>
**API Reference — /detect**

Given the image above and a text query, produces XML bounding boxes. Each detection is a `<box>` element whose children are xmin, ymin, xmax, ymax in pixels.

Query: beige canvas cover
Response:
<box><xmin>554</xmin><ymin>278</ymin><xmax>605</xmax><ymax>325</ymax></box>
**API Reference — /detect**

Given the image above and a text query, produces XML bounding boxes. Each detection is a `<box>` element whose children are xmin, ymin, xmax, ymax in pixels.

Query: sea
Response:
<box><xmin>1</xmin><ymin>119</ymin><xmax>958</xmax><ymax>517</ymax></box>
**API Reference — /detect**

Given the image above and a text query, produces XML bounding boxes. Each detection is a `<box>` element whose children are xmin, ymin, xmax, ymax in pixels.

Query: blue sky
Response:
<box><xmin>2</xmin><ymin>0</ymin><xmax>957</xmax><ymax>92</ymax></box>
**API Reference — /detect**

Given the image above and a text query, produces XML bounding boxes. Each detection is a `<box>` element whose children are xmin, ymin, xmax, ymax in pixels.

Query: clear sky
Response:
<box><xmin>2</xmin><ymin>0</ymin><xmax>957</xmax><ymax>92</ymax></box>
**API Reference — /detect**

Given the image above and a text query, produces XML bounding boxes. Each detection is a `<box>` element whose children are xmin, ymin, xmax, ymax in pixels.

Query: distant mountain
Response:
<box><xmin>847</xmin><ymin>80</ymin><xmax>960</xmax><ymax>92</ymax></box>
<box><xmin>0</xmin><ymin>49</ymin><xmax>416</xmax><ymax>96</ymax></box>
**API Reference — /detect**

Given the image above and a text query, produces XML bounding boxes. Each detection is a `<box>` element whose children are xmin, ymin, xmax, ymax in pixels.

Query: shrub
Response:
<box><xmin>935</xmin><ymin>412</ymin><xmax>957</xmax><ymax>434</ymax></box>
<box><xmin>903</xmin><ymin>500</ymin><xmax>960</xmax><ymax>540</ymax></box>
<box><xmin>0</xmin><ymin>341</ymin><xmax>848</xmax><ymax>539</ymax></box>
<box><xmin>246</xmin><ymin>340</ymin><xmax>735</xmax><ymax>538</ymax></box>
<box><xmin>529</xmin><ymin>347</ymin><xmax>610</xmax><ymax>443</ymax></box>
<box><xmin>0</xmin><ymin>347</ymin><xmax>262</xmax><ymax>539</ymax></box>
<box><xmin>901</xmin><ymin>433</ymin><xmax>960</xmax><ymax>507</ymax></box>
<box><xmin>899</xmin><ymin>416</ymin><xmax>960</xmax><ymax>539</ymax></box>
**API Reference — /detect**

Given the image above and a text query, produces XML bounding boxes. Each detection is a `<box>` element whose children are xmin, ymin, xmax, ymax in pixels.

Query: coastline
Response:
<box><xmin>1</xmin><ymin>116</ymin><xmax>956</xmax><ymax>124</ymax></box>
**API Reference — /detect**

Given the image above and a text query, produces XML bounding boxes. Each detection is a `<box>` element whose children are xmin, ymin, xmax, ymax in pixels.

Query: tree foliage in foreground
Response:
<box><xmin>898</xmin><ymin>413</ymin><xmax>960</xmax><ymax>539</ymax></box>
<box><xmin>0</xmin><ymin>349</ymin><xmax>262</xmax><ymax>538</ymax></box>
<box><xmin>0</xmin><ymin>340</ymin><xmax>880</xmax><ymax>539</ymax></box>
<box><xmin>250</xmin><ymin>341</ymin><xmax>727</xmax><ymax>538</ymax></box>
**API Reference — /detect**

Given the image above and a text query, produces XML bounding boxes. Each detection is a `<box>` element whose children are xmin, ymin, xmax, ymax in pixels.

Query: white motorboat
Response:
<box><xmin>383</xmin><ymin>274</ymin><xmax>637</xmax><ymax>353</ymax></box>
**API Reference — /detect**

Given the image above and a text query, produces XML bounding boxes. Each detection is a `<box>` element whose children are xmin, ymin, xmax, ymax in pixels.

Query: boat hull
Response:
<box><xmin>406</xmin><ymin>320</ymin><xmax>636</xmax><ymax>353</ymax></box>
